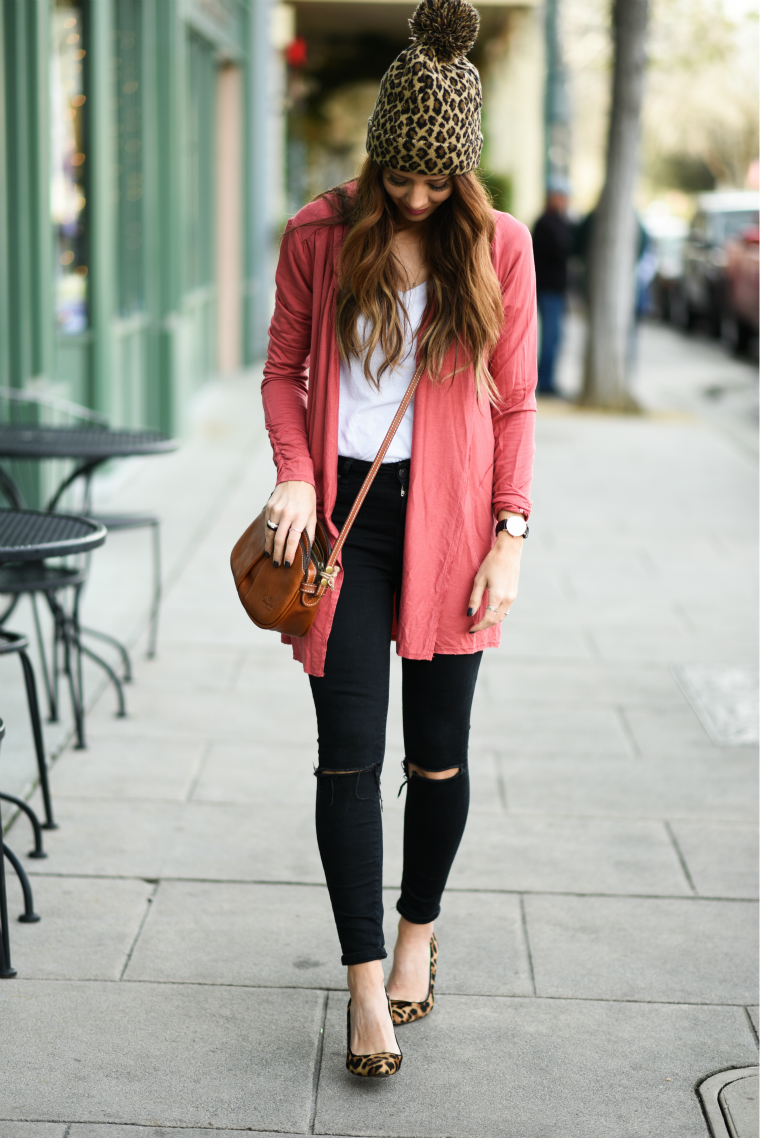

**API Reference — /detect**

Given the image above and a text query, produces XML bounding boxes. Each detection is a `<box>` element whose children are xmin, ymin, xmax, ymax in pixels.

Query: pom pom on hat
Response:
<box><xmin>409</xmin><ymin>0</ymin><xmax>480</xmax><ymax>63</ymax></box>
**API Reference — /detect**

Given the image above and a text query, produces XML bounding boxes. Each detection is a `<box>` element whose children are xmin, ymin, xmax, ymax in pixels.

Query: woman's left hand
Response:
<box><xmin>467</xmin><ymin>520</ymin><xmax>525</xmax><ymax>632</ymax></box>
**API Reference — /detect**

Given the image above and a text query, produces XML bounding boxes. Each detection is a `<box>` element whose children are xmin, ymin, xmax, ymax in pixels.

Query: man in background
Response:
<box><xmin>532</xmin><ymin>181</ymin><xmax>573</xmax><ymax>396</ymax></box>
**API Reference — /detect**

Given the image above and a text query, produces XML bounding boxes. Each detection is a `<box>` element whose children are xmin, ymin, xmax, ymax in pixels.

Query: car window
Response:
<box><xmin>721</xmin><ymin>210</ymin><xmax>760</xmax><ymax>242</ymax></box>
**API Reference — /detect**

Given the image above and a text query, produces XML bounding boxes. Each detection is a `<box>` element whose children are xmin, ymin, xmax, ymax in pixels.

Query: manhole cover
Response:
<box><xmin>698</xmin><ymin>1067</ymin><xmax>759</xmax><ymax>1138</ymax></box>
<box><xmin>674</xmin><ymin>666</ymin><xmax>759</xmax><ymax>745</ymax></box>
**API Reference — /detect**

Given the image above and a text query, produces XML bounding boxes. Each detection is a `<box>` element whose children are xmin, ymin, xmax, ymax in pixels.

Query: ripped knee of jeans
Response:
<box><xmin>398</xmin><ymin>757</ymin><xmax>465</xmax><ymax>795</ymax></box>
<box><xmin>314</xmin><ymin>762</ymin><xmax>383</xmax><ymax>807</ymax></box>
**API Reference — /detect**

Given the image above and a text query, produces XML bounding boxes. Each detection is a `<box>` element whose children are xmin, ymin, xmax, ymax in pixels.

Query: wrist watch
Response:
<box><xmin>495</xmin><ymin>516</ymin><xmax>529</xmax><ymax>538</ymax></box>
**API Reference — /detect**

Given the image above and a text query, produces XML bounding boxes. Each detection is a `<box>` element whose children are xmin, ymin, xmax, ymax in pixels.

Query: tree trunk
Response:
<box><xmin>580</xmin><ymin>0</ymin><xmax>650</xmax><ymax>409</ymax></box>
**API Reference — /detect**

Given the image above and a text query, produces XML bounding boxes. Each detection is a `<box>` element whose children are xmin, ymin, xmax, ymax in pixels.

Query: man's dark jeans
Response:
<box><xmin>537</xmin><ymin>290</ymin><xmax>565</xmax><ymax>394</ymax></box>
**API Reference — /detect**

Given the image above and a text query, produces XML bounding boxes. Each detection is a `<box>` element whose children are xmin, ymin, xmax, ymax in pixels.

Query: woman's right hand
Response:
<box><xmin>265</xmin><ymin>480</ymin><xmax>317</xmax><ymax>567</ymax></box>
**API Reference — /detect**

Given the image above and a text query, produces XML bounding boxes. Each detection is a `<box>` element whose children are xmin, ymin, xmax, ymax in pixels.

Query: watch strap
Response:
<box><xmin>495</xmin><ymin>517</ymin><xmax>529</xmax><ymax>539</ymax></box>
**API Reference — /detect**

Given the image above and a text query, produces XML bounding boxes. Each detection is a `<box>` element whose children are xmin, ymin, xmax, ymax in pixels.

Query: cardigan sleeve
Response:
<box><xmin>489</xmin><ymin>215</ymin><xmax>538</xmax><ymax>519</ymax></box>
<box><xmin>261</xmin><ymin>220</ymin><xmax>317</xmax><ymax>488</ymax></box>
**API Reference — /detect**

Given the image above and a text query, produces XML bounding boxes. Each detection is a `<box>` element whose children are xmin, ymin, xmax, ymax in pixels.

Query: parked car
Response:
<box><xmin>722</xmin><ymin>225</ymin><xmax>759</xmax><ymax>355</ymax></box>
<box><xmin>676</xmin><ymin>191</ymin><xmax>759</xmax><ymax>336</ymax></box>
<box><xmin>640</xmin><ymin>208</ymin><xmax>688</xmax><ymax>321</ymax></box>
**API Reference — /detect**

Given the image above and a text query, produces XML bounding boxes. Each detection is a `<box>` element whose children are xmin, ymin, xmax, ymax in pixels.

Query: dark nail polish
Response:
<box><xmin>284</xmin><ymin>561</ymin><xmax>291</xmax><ymax>569</ymax></box>
<box><xmin>467</xmin><ymin>607</ymin><xmax>474</xmax><ymax>617</ymax></box>
<box><xmin>263</xmin><ymin>550</ymin><xmax>270</xmax><ymax>558</ymax></box>
<box><xmin>273</xmin><ymin>560</ymin><xmax>279</xmax><ymax>568</ymax></box>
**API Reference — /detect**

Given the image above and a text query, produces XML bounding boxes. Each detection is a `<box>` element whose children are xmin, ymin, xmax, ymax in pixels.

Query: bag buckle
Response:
<box><xmin>320</xmin><ymin>565</ymin><xmax>339</xmax><ymax>589</ymax></box>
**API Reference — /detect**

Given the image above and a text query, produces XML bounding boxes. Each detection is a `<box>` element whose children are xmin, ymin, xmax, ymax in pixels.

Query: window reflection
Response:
<box><xmin>51</xmin><ymin>2</ymin><xmax>87</xmax><ymax>334</ymax></box>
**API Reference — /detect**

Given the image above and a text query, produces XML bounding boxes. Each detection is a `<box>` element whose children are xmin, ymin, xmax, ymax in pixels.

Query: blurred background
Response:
<box><xmin>0</xmin><ymin>0</ymin><xmax>756</xmax><ymax>452</ymax></box>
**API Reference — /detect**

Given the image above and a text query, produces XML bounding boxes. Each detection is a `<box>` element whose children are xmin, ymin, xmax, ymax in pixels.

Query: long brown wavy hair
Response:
<box><xmin>321</xmin><ymin>158</ymin><xmax>503</xmax><ymax>400</ymax></box>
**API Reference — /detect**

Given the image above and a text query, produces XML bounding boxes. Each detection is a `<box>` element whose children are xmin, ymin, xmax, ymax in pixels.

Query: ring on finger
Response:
<box><xmin>266</xmin><ymin>520</ymin><xmax>279</xmax><ymax>531</ymax></box>
<box><xmin>486</xmin><ymin>604</ymin><xmax>499</xmax><ymax>612</ymax></box>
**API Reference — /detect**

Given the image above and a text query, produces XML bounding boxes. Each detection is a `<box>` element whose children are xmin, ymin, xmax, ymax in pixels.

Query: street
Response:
<box><xmin>1</xmin><ymin>318</ymin><xmax>757</xmax><ymax>1136</ymax></box>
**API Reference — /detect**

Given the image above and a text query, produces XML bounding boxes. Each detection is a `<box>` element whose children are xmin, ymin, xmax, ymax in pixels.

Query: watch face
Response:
<box><xmin>506</xmin><ymin>515</ymin><xmax>527</xmax><ymax>537</ymax></box>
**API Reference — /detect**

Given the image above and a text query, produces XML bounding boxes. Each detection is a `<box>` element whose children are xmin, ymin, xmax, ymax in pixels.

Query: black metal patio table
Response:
<box><xmin>0</xmin><ymin>426</ymin><xmax>178</xmax><ymax>512</ymax></box>
<box><xmin>0</xmin><ymin>425</ymin><xmax>179</xmax><ymax>721</ymax></box>
<box><xmin>0</xmin><ymin>510</ymin><xmax>107</xmax><ymax>978</ymax></box>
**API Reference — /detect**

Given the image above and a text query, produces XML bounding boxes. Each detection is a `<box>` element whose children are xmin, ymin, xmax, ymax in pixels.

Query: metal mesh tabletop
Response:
<box><xmin>0</xmin><ymin>510</ymin><xmax>107</xmax><ymax>562</ymax></box>
<box><xmin>0</xmin><ymin>426</ymin><xmax>177</xmax><ymax>460</ymax></box>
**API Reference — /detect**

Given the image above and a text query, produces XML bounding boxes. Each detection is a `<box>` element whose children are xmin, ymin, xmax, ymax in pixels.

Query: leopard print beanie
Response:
<box><xmin>365</xmin><ymin>0</ymin><xmax>483</xmax><ymax>176</ymax></box>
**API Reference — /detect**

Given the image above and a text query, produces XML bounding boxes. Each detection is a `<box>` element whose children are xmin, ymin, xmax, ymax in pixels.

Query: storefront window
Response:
<box><xmin>50</xmin><ymin>1</ymin><xmax>88</xmax><ymax>335</ymax></box>
<box><xmin>115</xmin><ymin>0</ymin><xmax>144</xmax><ymax>316</ymax></box>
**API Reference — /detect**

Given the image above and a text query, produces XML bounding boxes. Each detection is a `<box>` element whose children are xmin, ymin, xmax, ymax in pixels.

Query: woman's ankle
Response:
<box><xmin>396</xmin><ymin>916</ymin><xmax>434</xmax><ymax>944</ymax></box>
<box><xmin>347</xmin><ymin>958</ymin><xmax>388</xmax><ymax>1001</ymax></box>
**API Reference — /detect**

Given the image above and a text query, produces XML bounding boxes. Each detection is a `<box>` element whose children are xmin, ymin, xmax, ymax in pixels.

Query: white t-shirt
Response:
<box><xmin>338</xmin><ymin>282</ymin><xmax>426</xmax><ymax>462</ymax></box>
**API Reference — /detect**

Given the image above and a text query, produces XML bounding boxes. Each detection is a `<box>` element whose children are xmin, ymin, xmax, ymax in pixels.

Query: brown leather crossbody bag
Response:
<box><xmin>230</xmin><ymin>361</ymin><xmax>423</xmax><ymax>638</ymax></box>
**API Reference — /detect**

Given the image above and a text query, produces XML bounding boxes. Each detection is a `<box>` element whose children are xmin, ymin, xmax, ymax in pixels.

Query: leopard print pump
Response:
<box><xmin>389</xmin><ymin>932</ymin><xmax>438</xmax><ymax>1026</ymax></box>
<box><xmin>346</xmin><ymin>997</ymin><xmax>403</xmax><ymax>1078</ymax></box>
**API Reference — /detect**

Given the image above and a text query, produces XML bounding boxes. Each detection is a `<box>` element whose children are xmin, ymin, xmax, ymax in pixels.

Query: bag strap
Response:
<box><xmin>319</xmin><ymin>360</ymin><xmax>424</xmax><ymax>588</ymax></box>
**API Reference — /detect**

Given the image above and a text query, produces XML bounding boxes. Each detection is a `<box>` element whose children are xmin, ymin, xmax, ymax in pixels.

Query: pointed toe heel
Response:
<box><xmin>346</xmin><ymin>997</ymin><xmax>403</xmax><ymax>1078</ymax></box>
<box><xmin>389</xmin><ymin>932</ymin><xmax>437</xmax><ymax>1026</ymax></box>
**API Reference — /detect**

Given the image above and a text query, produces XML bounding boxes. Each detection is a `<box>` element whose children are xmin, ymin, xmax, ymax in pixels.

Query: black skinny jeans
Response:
<box><xmin>310</xmin><ymin>456</ymin><xmax>482</xmax><ymax>966</ymax></box>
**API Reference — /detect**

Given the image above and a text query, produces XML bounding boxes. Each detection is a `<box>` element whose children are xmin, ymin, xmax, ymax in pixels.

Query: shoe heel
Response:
<box><xmin>389</xmin><ymin>932</ymin><xmax>437</xmax><ymax>1026</ymax></box>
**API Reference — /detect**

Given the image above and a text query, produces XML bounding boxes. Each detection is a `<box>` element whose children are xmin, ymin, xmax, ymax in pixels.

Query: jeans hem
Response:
<box><xmin>396</xmin><ymin>900</ymin><xmax>441</xmax><ymax>924</ymax></box>
<box><xmin>341</xmin><ymin>948</ymin><xmax>388</xmax><ymax>966</ymax></box>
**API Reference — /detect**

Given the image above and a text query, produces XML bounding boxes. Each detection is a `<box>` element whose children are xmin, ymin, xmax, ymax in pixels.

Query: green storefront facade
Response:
<box><xmin>0</xmin><ymin>0</ymin><xmax>273</xmax><ymax>437</ymax></box>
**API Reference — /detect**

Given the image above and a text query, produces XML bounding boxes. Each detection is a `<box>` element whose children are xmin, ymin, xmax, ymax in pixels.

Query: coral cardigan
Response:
<box><xmin>262</xmin><ymin>194</ymin><xmax>537</xmax><ymax>677</ymax></box>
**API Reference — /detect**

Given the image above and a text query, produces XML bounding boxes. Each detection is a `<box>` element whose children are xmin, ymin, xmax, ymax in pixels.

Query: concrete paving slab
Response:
<box><xmin>4</xmin><ymin>875</ymin><xmax>151</xmax><ymax>980</ymax></box>
<box><xmin>471</xmin><ymin>703</ymin><xmax>633</xmax><ymax>756</ymax></box>
<box><xmin>449</xmin><ymin>813</ymin><xmax>691</xmax><ymax>895</ymax></box>
<box><xmin>158</xmin><ymin>800</ymin><xmax>406</xmax><ymax>887</ymax></box>
<box><xmin>133</xmin><ymin>645</ymin><xmax>246</xmax><ymax>692</ymax></box>
<box><xmin>69</xmin><ymin>1130</ymin><xmax>346</xmax><ymax>1138</ymax></box>
<box><xmin>416</xmin><ymin>890</ymin><xmax>533</xmax><ymax>997</ymax></box>
<box><xmin>622</xmin><ymin>702</ymin><xmax>716</xmax><ymax>755</ymax></box>
<box><xmin>498</xmin><ymin>754</ymin><xmax>759</xmax><ymax>821</ymax></box>
<box><xmin>189</xmin><ymin>741</ymin><xmax>315</xmax><ymax>807</ymax></box>
<box><xmin>84</xmin><ymin>685</ymin><xmax>319</xmax><ymax>747</ymax></box>
<box><xmin>21</xmin><ymin>797</ymin><xmax>184</xmax><ymax>879</ymax></box>
<box><xmin>45</xmin><ymin>737</ymin><xmax>207</xmax><ymax>802</ymax></box>
<box><xmin>480</xmin><ymin>657</ymin><xmax>687</xmax><ymax>705</ymax></box>
<box><xmin>588</xmin><ymin>624</ymin><xmax>759</xmax><ymax>666</ymax></box>
<box><xmin>0</xmin><ymin>1127</ymin><xmax>66</xmax><ymax>1138</ymax></box>
<box><xmin>0</xmin><ymin>981</ymin><xmax>322</xmax><ymax>1130</ymax></box>
<box><xmin>490</xmin><ymin>621</ymin><xmax>595</xmax><ymax>661</ymax></box>
<box><xmin>669</xmin><ymin>820</ymin><xmax>759</xmax><ymax>898</ymax></box>
<box><xmin>124</xmin><ymin>880</ymin><xmax>345</xmax><ymax>988</ymax></box>
<box><xmin>313</xmin><ymin>992</ymin><xmax>757</xmax><ymax>1138</ymax></box>
<box><xmin>124</xmin><ymin>881</ymin><xmax>532</xmax><ymax>997</ymax></box>
<box><xmin>525</xmin><ymin>894</ymin><xmax>758</xmax><ymax>1004</ymax></box>
<box><xmin>157</xmin><ymin>800</ymin><xmax>329</xmax><ymax>883</ymax></box>
<box><xmin>749</xmin><ymin>1006</ymin><xmax>759</xmax><ymax>1035</ymax></box>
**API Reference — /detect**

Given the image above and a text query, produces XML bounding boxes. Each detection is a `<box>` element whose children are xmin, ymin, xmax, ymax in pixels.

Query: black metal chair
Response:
<box><xmin>0</xmin><ymin>718</ymin><xmax>41</xmax><ymax>980</ymax></box>
<box><xmin>0</xmin><ymin>630</ymin><xmax>55</xmax><ymax>837</ymax></box>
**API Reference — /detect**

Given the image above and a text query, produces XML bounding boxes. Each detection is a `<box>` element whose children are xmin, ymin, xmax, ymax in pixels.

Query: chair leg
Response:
<box><xmin>17</xmin><ymin>647</ymin><xmax>56</xmax><ymax>830</ymax></box>
<box><xmin>78</xmin><ymin>626</ymin><xmax>132</xmax><ymax>683</ymax></box>
<box><xmin>48</xmin><ymin>592</ymin><xmax>86</xmax><ymax>749</ymax></box>
<box><xmin>32</xmin><ymin>593</ymin><xmax>57</xmax><ymax>723</ymax></box>
<box><xmin>148</xmin><ymin>521</ymin><xmax>161</xmax><ymax>659</ymax></box>
<box><xmin>3</xmin><ymin>844</ymin><xmax>40</xmax><ymax>923</ymax></box>
<box><xmin>77</xmin><ymin>643</ymin><xmax>126</xmax><ymax>717</ymax></box>
<box><xmin>0</xmin><ymin>794</ymin><xmax>46</xmax><ymax>858</ymax></box>
<box><xmin>0</xmin><ymin>809</ymin><xmax>17</xmax><ymax>977</ymax></box>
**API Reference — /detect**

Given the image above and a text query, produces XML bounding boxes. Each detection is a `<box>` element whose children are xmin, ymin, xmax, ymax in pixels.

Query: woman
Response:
<box><xmin>261</xmin><ymin>0</ymin><xmax>536</xmax><ymax>1078</ymax></box>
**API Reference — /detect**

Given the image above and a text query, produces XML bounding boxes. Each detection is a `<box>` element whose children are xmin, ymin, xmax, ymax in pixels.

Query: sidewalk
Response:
<box><xmin>1</xmin><ymin>321</ymin><xmax>757</xmax><ymax>1136</ymax></box>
